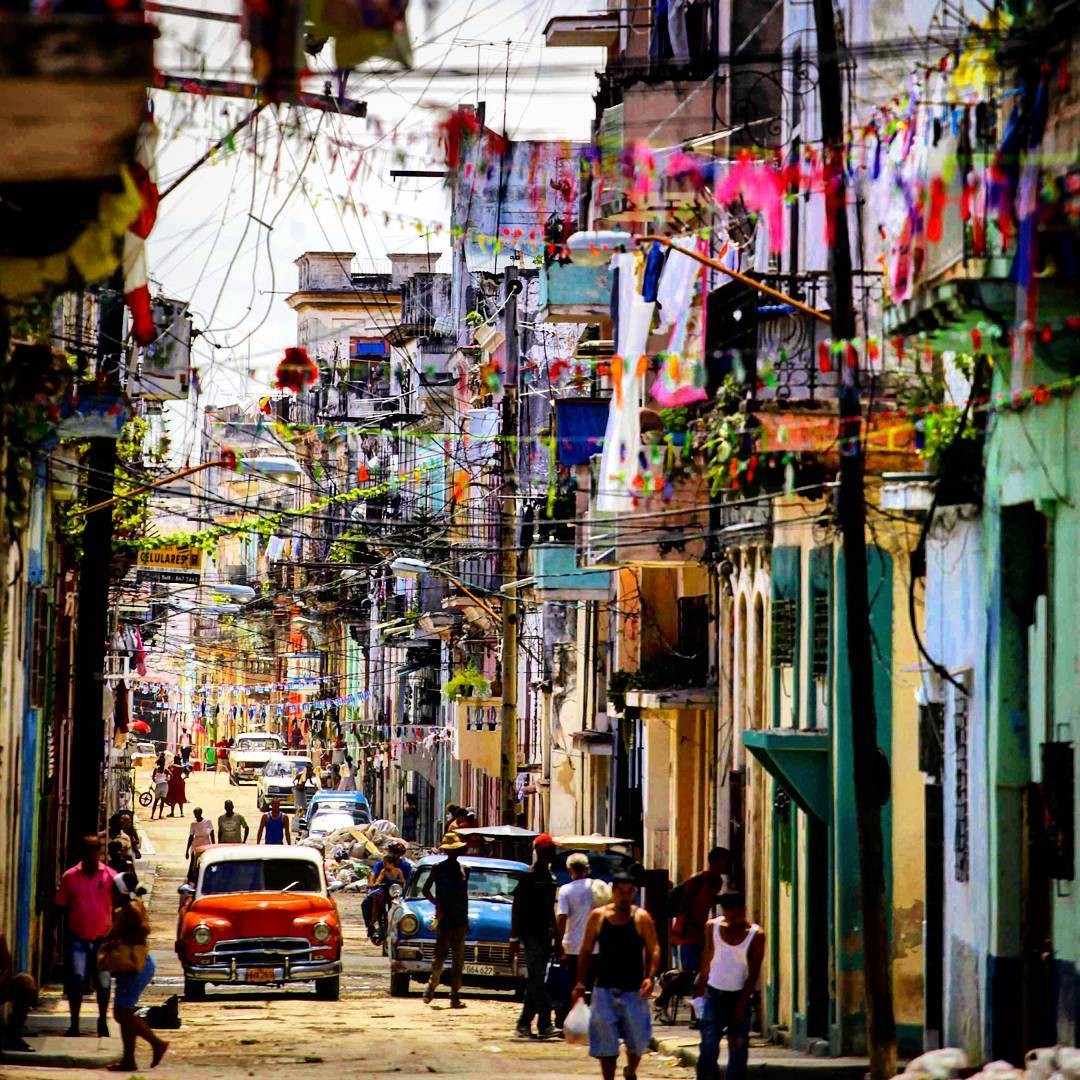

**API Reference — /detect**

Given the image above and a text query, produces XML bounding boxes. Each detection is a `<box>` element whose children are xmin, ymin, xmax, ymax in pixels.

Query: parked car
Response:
<box><xmin>452</xmin><ymin>826</ymin><xmax>635</xmax><ymax>885</ymax></box>
<box><xmin>130</xmin><ymin>740</ymin><xmax>158</xmax><ymax>767</ymax></box>
<box><xmin>175</xmin><ymin>844</ymin><xmax>342</xmax><ymax>1001</ymax></box>
<box><xmin>301</xmin><ymin>801</ymin><xmax>373</xmax><ymax>839</ymax></box>
<box><xmin>551</xmin><ymin>834</ymin><xmax>636</xmax><ymax>886</ymax></box>
<box><xmin>298</xmin><ymin>790</ymin><xmax>372</xmax><ymax>837</ymax></box>
<box><xmin>386</xmin><ymin>855</ymin><xmax>527</xmax><ymax>997</ymax></box>
<box><xmin>231</xmin><ymin>731</ymin><xmax>286</xmax><ymax>783</ymax></box>
<box><xmin>256</xmin><ymin>755</ymin><xmax>312</xmax><ymax>812</ymax></box>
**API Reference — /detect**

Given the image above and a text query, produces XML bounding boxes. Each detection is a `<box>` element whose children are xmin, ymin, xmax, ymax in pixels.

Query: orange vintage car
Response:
<box><xmin>176</xmin><ymin>844</ymin><xmax>342</xmax><ymax>1001</ymax></box>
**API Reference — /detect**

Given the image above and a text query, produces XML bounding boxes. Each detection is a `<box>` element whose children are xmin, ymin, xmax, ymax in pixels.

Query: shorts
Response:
<box><xmin>66</xmin><ymin>936</ymin><xmax>110</xmax><ymax>992</ymax></box>
<box><xmin>154</xmin><ymin>782</ymin><xmax>168</xmax><ymax>798</ymax></box>
<box><xmin>114</xmin><ymin>954</ymin><xmax>156</xmax><ymax>1009</ymax></box>
<box><xmin>589</xmin><ymin>985</ymin><xmax>653</xmax><ymax>1058</ymax></box>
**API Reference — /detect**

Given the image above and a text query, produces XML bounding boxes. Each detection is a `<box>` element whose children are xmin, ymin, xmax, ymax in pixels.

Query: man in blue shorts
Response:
<box><xmin>573</xmin><ymin>871</ymin><xmax>660</xmax><ymax>1080</ymax></box>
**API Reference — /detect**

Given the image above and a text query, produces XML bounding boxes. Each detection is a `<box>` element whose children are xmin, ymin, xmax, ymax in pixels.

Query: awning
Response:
<box><xmin>742</xmin><ymin>729</ymin><xmax>830</xmax><ymax>822</ymax></box>
<box><xmin>554</xmin><ymin>398</ymin><xmax>609</xmax><ymax>466</ymax></box>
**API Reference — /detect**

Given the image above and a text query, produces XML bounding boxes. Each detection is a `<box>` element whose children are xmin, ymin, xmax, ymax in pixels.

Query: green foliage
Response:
<box><xmin>442</xmin><ymin>662</ymin><xmax>490</xmax><ymax>700</ymax></box>
<box><xmin>60</xmin><ymin>417</ymin><xmax>153</xmax><ymax>553</ymax></box>
<box><xmin>897</xmin><ymin>352</ymin><xmax>979</xmax><ymax>470</ymax></box>
<box><xmin>465</xmin><ymin>310</ymin><xmax>485</xmax><ymax>330</ymax></box>
<box><xmin>657</xmin><ymin>406</ymin><xmax>690</xmax><ymax>433</ymax></box>
<box><xmin>700</xmin><ymin>376</ymin><xmax>748</xmax><ymax>495</ymax></box>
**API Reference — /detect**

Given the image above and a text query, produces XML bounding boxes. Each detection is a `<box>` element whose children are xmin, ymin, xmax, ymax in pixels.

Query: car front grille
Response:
<box><xmin>412</xmin><ymin>941</ymin><xmax>510</xmax><ymax>965</ymax></box>
<box><xmin>212</xmin><ymin>937</ymin><xmax>313</xmax><ymax>964</ymax></box>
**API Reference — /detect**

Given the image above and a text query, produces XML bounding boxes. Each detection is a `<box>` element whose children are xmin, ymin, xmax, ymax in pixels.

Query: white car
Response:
<box><xmin>257</xmin><ymin>755</ymin><xmax>313</xmax><ymax>812</ymax></box>
<box><xmin>231</xmin><ymin>732</ymin><xmax>286</xmax><ymax>783</ymax></box>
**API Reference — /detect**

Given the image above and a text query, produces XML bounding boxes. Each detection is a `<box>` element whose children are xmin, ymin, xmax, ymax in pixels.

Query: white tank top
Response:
<box><xmin>707</xmin><ymin>920</ymin><xmax>759</xmax><ymax>991</ymax></box>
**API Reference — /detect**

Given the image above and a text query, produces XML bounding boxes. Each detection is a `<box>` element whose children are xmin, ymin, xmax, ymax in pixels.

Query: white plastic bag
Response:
<box><xmin>563</xmin><ymin>998</ymin><xmax>590</xmax><ymax>1044</ymax></box>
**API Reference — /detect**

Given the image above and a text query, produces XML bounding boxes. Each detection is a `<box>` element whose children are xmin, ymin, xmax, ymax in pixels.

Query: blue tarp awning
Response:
<box><xmin>554</xmin><ymin>398</ymin><xmax>608</xmax><ymax>467</ymax></box>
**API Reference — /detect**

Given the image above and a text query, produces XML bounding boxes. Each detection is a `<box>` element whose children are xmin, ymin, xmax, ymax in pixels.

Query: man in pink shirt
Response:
<box><xmin>55</xmin><ymin>836</ymin><xmax>120</xmax><ymax>1037</ymax></box>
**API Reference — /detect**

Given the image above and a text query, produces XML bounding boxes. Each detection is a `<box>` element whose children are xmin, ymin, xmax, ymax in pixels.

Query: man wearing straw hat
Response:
<box><xmin>422</xmin><ymin>832</ymin><xmax>469</xmax><ymax>1008</ymax></box>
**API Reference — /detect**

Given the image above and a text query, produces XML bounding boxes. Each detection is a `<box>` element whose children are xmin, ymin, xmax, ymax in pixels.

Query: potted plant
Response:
<box><xmin>442</xmin><ymin>663</ymin><xmax>491</xmax><ymax>701</ymax></box>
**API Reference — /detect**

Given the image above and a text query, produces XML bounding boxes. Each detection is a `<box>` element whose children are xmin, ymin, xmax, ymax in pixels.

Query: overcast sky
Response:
<box><xmin>146</xmin><ymin>0</ymin><xmax>605</xmax><ymax>461</ymax></box>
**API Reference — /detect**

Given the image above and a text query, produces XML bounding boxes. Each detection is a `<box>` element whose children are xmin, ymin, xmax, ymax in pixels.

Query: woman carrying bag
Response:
<box><xmin>98</xmin><ymin>874</ymin><xmax>168</xmax><ymax>1071</ymax></box>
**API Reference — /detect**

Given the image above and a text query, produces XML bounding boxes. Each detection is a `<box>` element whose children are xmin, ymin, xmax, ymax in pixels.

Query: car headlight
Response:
<box><xmin>312</xmin><ymin>922</ymin><xmax>332</xmax><ymax>943</ymax></box>
<box><xmin>398</xmin><ymin>912</ymin><xmax>419</xmax><ymax>936</ymax></box>
<box><xmin>193</xmin><ymin>924</ymin><xmax>212</xmax><ymax>946</ymax></box>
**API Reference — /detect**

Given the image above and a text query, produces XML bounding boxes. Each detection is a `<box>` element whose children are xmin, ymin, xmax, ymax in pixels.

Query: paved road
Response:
<box><xmin>19</xmin><ymin>767</ymin><xmax>680</xmax><ymax>1079</ymax></box>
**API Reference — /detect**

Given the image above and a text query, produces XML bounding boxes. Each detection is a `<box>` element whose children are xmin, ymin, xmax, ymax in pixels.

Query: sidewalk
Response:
<box><xmin>3</xmin><ymin>1010</ymin><xmax>124</xmax><ymax>1070</ymax></box>
<box><xmin>651</xmin><ymin>1019</ymin><xmax>870</xmax><ymax>1076</ymax></box>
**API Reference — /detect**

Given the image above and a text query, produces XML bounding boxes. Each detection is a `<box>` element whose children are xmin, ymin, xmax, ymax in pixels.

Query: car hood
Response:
<box><xmin>398</xmin><ymin>897</ymin><xmax>513</xmax><ymax>941</ymax></box>
<box><xmin>188</xmin><ymin>893</ymin><xmax>335</xmax><ymax>936</ymax></box>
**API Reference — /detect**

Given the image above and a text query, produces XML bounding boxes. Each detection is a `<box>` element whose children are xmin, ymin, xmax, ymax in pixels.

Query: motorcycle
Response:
<box><xmin>368</xmin><ymin>881</ymin><xmax>403</xmax><ymax>949</ymax></box>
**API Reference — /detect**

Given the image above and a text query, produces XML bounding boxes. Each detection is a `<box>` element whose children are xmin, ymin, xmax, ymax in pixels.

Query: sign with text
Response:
<box><xmin>136</xmin><ymin>544</ymin><xmax>203</xmax><ymax>584</ymax></box>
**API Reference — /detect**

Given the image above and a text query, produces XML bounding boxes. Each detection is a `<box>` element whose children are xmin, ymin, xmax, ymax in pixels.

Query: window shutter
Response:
<box><xmin>770</xmin><ymin>598</ymin><xmax>796</xmax><ymax>667</ymax></box>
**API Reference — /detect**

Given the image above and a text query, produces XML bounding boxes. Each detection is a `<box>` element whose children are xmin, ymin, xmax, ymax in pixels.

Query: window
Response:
<box><xmin>811</xmin><ymin>593</ymin><xmax>830</xmax><ymax>678</ymax></box>
<box><xmin>770</xmin><ymin>598</ymin><xmax>796</xmax><ymax>667</ymax></box>
<box><xmin>951</xmin><ymin>675</ymin><xmax>971</xmax><ymax>882</ymax></box>
<box><xmin>200</xmin><ymin>859</ymin><xmax>322</xmax><ymax>895</ymax></box>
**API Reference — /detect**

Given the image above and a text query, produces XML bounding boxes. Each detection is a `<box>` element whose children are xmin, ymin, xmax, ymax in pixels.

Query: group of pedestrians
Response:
<box><xmin>54</xmin><ymin>835</ymin><xmax>168</xmax><ymax>1071</ymax></box>
<box><xmin>149</xmin><ymin>752</ymin><xmax>189</xmax><ymax>820</ymax></box>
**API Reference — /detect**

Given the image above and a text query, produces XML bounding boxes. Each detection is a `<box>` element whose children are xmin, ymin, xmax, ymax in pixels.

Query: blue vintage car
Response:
<box><xmin>386</xmin><ymin>855</ymin><xmax>528</xmax><ymax>997</ymax></box>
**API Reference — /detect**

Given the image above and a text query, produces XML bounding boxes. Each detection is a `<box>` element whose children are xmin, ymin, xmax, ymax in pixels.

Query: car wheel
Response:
<box><xmin>389</xmin><ymin>973</ymin><xmax>410</xmax><ymax>997</ymax></box>
<box><xmin>314</xmin><ymin>976</ymin><xmax>340</xmax><ymax>1001</ymax></box>
<box><xmin>256</xmin><ymin>795</ymin><xmax>266</xmax><ymax>812</ymax></box>
<box><xmin>184</xmin><ymin>977</ymin><xmax>206</xmax><ymax>1001</ymax></box>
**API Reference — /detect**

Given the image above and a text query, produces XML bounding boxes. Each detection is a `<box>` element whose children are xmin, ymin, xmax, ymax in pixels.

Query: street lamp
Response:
<box><xmin>212</xmin><ymin>584</ymin><xmax>257</xmax><ymax>600</ymax></box>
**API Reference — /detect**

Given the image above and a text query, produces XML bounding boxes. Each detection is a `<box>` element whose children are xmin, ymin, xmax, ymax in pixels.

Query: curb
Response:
<box><xmin>650</xmin><ymin>1034</ymin><xmax>870</xmax><ymax>1076</ymax></box>
<box><xmin>1</xmin><ymin>1049</ymin><xmax>118</xmax><ymax>1069</ymax></box>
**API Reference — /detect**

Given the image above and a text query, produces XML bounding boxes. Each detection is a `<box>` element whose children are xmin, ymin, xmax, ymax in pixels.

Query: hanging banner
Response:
<box><xmin>135</xmin><ymin>544</ymin><xmax>203</xmax><ymax>584</ymax></box>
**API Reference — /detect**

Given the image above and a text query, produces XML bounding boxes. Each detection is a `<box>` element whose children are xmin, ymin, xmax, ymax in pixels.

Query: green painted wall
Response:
<box><xmin>983</xmin><ymin>385</ymin><xmax>1079</xmax><ymax>1049</ymax></box>
<box><xmin>833</xmin><ymin>545</ymin><xmax>894</xmax><ymax>1055</ymax></box>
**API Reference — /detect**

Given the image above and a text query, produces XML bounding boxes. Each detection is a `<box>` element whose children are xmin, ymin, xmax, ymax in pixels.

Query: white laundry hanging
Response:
<box><xmin>595</xmin><ymin>252</ymin><xmax>655</xmax><ymax>514</ymax></box>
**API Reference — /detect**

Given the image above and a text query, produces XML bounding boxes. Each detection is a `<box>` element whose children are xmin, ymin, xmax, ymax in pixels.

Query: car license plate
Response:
<box><xmin>463</xmin><ymin>964</ymin><xmax>495</xmax><ymax>976</ymax></box>
<box><xmin>245</xmin><ymin>967</ymin><xmax>276</xmax><ymax>983</ymax></box>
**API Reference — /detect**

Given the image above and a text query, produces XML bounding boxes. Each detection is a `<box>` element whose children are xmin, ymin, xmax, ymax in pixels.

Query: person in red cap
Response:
<box><xmin>510</xmin><ymin>833</ymin><xmax>558</xmax><ymax>1039</ymax></box>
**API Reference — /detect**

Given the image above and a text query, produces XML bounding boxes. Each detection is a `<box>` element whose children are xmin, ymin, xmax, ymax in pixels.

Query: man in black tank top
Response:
<box><xmin>573</xmin><ymin>873</ymin><xmax>660</xmax><ymax>1080</ymax></box>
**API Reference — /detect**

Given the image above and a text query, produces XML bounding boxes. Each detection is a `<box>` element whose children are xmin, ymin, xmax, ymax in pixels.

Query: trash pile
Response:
<box><xmin>299</xmin><ymin>819</ymin><xmax>425</xmax><ymax>892</ymax></box>
<box><xmin>900</xmin><ymin>1046</ymin><xmax>1080</xmax><ymax>1080</ymax></box>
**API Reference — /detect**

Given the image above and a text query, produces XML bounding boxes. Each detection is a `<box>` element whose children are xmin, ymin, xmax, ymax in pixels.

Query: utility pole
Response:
<box><xmin>498</xmin><ymin>263</ymin><xmax>520</xmax><ymax>825</ymax></box>
<box><xmin>69</xmin><ymin>270</ymin><xmax>125</xmax><ymax>860</ymax></box>
<box><xmin>811</xmin><ymin>2</ymin><xmax>897</xmax><ymax>1076</ymax></box>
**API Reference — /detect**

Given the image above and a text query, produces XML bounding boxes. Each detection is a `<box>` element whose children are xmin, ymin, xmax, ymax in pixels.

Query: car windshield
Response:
<box><xmin>311</xmin><ymin>799</ymin><xmax>371</xmax><ymax>823</ymax></box>
<box><xmin>200</xmin><ymin>858</ymin><xmax>322</xmax><ymax>895</ymax></box>
<box><xmin>238</xmin><ymin>737</ymin><xmax>280</xmax><ymax>752</ymax></box>
<box><xmin>263</xmin><ymin>759</ymin><xmax>308</xmax><ymax>778</ymax></box>
<box><xmin>406</xmin><ymin>866</ymin><xmax>520</xmax><ymax>902</ymax></box>
<box><xmin>308</xmin><ymin>811</ymin><xmax>359</xmax><ymax>834</ymax></box>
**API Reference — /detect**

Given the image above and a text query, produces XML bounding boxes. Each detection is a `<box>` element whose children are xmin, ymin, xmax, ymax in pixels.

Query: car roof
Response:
<box><xmin>200</xmin><ymin>844</ymin><xmax>322</xmax><ymax>866</ymax></box>
<box><xmin>311</xmin><ymin>790</ymin><xmax>369</xmax><ymax>803</ymax></box>
<box><xmin>416</xmin><ymin>855</ymin><xmax>529</xmax><ymax>871</ymax></box>
<box><xmin>237</xmin><ymin>731</ymin><xmax>282</xmax><ymax>739</ymax></box>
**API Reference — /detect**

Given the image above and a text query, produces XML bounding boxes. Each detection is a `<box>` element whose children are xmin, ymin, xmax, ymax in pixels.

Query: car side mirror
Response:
<box><xmin>178</xmin><ymin>883</ymin><xmax>195</xmax><ymax>897</ymax></box>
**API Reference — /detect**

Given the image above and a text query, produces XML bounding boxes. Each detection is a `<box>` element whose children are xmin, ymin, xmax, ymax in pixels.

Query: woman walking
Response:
<box><xmin>166</xmin><ymin>755</ymin><xmax>187</xmax><ymax>818</ymax></box>
<box><xmin>150</xmin><ymin>760</ymin><xmax>170</xmax><ymax>820</ymax></box>
<box><xmin>104</xmin><ymin>875</ymin><xmax>168</xmax><ymax>1071</ymax></box>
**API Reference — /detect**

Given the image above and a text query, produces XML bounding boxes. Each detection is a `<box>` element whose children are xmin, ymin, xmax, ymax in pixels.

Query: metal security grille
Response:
<box><xmin>770</xmin><ymin>598</ymin><xmax>796</xmax><ymax>668</ymax></box>
<box><xmin>952</xmin><ymin>678</ymin><xmax>971</xmax><ymax>882</ymax></box>
<box><xmin>811</xmin><ymin>593</ymin><xmax>829</xmax><ymax>678</ymax></box>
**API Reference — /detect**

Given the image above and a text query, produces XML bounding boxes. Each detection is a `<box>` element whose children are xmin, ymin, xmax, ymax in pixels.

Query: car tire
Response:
<box><xmin>256</xmin><ymin>795</ymin><xmax>266</xmax><ymax>812</ymax></box>
<box><xmin>184</xmin><ymin>977</ymin><xmax>206</xmax><ymax>1001</ymax></box>
<box><xmin>389</xmin><ymin>973</ymin><xmax>411</xmax><ymax>997</ymax></box>
<box><xmin>315</xmin><ymin>976</ymin><xmax>340</xmax><ymax>1001</ymax></box>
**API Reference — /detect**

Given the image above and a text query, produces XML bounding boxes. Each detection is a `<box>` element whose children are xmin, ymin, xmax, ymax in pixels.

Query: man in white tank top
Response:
<box><xmin>692</xmin><ymin>893</ymin><xmax>765</xmax><ymax>1080</ymax></box>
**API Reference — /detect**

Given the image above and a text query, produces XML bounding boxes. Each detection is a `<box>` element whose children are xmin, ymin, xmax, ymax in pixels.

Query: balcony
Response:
<box><xmin>543</xmin><ymin>13</ymin><xmax>619</xmax><ymax>48</ymax></box>
<box><xmin>528</xmin><ymin>544</ymin><xmax>611</xmax><ymax>601</ymax></box>
<box><xmin>538</xmin><ymin>262</ymin><xmax>612</xmax><ymax>323</ymax></box>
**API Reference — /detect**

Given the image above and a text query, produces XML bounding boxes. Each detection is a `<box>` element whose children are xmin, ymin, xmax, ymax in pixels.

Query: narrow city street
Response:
<box><xmin>19</xmin><ymin>769</ymin><xmax>680</xmax><ymax>1079</ymax></box>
